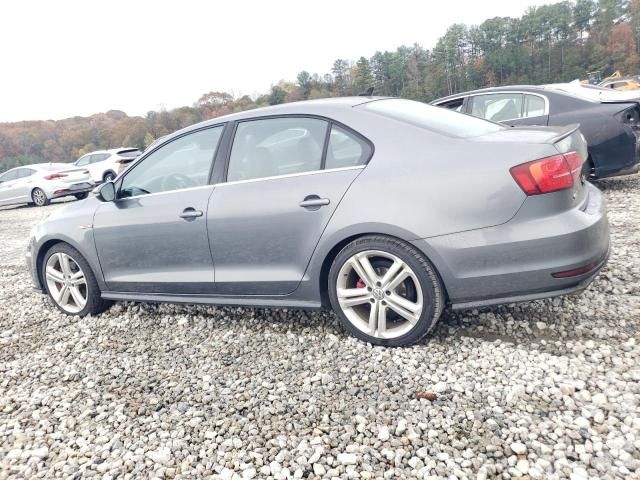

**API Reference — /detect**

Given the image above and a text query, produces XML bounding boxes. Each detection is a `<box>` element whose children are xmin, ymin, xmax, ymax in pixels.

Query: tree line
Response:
<box><xmin>1</xmin><ymin>0</ymin><xmax>638</xmax><ymax>172</ymax></box>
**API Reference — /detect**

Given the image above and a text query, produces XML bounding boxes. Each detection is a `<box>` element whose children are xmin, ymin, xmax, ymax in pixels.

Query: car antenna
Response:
<box><xmin>358</xmin><ymin>87</ymin><xmax>374</xmax><ymax>97</ymax></box>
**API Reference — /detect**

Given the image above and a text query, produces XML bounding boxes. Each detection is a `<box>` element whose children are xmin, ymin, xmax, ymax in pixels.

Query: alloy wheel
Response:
<box><xmin>45</xmin><ymin>252</ymin><xmax>88</xmax><ymax>314</ymax></box>
<box><xmin>336</xmin><ymin>250</ymin><xmax>424</xmax><ymax>339</ymax></box>
<box><xmin>32</xmin><ymin>189</ymin><xmax>47</xmax><ymax>206</ymax></box>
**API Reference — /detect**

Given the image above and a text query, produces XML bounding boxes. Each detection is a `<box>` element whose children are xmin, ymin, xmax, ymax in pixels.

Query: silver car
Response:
<box><xmin>26</xmin><ymin>98</ymin><xmax>610</xmax><ymax>346</ymax></box>
<box><xmin>0</xmin><ymin>163</ymin><xmax>94</xmax><ymax>208</ymax></box>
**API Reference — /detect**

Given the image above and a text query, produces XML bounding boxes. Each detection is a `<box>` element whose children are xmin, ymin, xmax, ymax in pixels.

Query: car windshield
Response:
<box><xmin>361</xmin><ymin>98</ymin><xmax>504</xmax><ymax>138</ymax></box>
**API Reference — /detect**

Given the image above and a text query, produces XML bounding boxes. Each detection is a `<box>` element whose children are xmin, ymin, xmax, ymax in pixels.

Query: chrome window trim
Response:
<box><xmin>217</xmin><ymin>165</ymin><xmax>365</xmax><ymax>187</ymax></box>
<box><xmin>115</xmin><ymin>184</ymin><xmax>214</xmax><ymax>201</ymax></box>
<box><xmin>114</xmin><ymin>165</ymin><xmax>366</xmax><ymax>200</ymax></box>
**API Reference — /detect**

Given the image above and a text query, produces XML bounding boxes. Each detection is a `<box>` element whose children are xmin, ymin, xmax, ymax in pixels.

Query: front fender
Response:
<box><xmin>31</xmin><ymin>199</ymin><xmax>106</xmax><ymax>292</ymax></box>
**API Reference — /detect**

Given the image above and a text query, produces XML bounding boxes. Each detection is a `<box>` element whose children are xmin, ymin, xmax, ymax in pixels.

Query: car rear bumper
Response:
<box><xmin>43</xmin><ymin>181</ymin><xmax>94</xmax><ymax>199</ymax></box>
<box><xmin>413</xmin><ymin>182</ymin><xmax>610</xmax><ymax>309</ymax></box>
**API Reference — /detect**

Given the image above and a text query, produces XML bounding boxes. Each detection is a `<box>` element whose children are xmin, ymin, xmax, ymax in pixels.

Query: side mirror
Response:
<box><xmin>94</xmin><ymin>181</ymin><xmax>116</xmax><ymax>202</ymax></box>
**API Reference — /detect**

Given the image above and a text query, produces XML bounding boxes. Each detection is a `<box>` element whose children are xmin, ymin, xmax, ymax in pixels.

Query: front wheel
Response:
<box><xmin>31</xmin><ymin>188</ymin><xmax>50</xmax><ymax>207</ymax></box>
<box><xmin>328</xmin><ymin>235</ymin><xmax>445</xmax><ymax>347</ymax></box>
<box><xmin>43</xmin><ymin>243</ymin><xmax>111</xmax><ymax>316</ymax></box>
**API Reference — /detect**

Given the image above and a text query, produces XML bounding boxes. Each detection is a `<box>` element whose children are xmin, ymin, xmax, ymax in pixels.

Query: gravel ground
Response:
<box><xmin>0</xmin><ymin>177</ymin><xmax>639</xmax><ymax>480</ymax></box>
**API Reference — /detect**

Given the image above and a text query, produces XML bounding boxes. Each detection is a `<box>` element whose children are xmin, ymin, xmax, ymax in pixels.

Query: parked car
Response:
<box><xmin>74</xmin><ymin>148</ymin><xmax>141</xmax><ymax>183</ymax></box>
<box><xmin>26</xmin><ymin>97</ymin><xmax>609</xmax><ymax>346</ymax></box>
<box><xmin>546</xmin><ymin>80</ymin><xmax>640</xmax><ymax>102</ymax></box>
<box><xmin>0</xmin><ymin>164</ymin><xmax>94</xmax><ymax>208</ymax></box>
<box><xmin>432</xmin><ymin>86</ymin><xmax>640</xmax><ymax>179</ymax></box>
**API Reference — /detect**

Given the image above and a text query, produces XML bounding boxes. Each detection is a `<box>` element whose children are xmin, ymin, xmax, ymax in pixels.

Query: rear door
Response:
<box><xmin>207</xmin><ymin>117</ymin><xmax>371</xmax><ymax>295</ymax></box>
<box><xmin>93</xmin><ymin>125</ymin><xmax>224</xmax><ymax>294</ymax></box>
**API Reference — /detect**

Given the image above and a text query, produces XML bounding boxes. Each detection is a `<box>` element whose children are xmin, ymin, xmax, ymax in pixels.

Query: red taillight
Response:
<box><xmin>510</xmin><ymin>151</ymin><xmax>583</xmax><ymax>195</ymax></box>
<box><xmin>44</xmin><ymin>173</ymin><xmax>68</xmax><ymax>180</ymax></box>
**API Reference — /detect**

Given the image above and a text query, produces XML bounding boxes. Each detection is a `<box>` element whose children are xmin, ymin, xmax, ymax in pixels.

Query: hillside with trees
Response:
<box><xmin>1</xmin><ymin>0</ymin><xmax>638</xmax><ymax>172</ymax></box>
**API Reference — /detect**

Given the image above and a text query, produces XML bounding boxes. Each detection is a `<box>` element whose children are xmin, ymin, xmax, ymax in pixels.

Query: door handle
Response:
<box><xmin>299</xmin><ymin>196</ymin><xmax>330</xmax><ymax>209</ymax></box>
<box><xmin>179</xmin><ymin>208</ymin><xmax>203</xmax><ymax>219</ymax></box>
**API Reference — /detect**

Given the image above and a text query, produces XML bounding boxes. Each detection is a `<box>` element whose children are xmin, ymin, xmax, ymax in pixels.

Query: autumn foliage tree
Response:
<box><xmin>2</xmin><ymin>0</ymin><xmax>639</xmax><ymax>173</ymax></box>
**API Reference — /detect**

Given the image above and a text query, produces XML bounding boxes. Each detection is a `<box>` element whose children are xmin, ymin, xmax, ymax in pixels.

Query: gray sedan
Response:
<box><xmin>26</xmin><ymin>97</ymin><xmax>610</xmax><ymax>346</ymax></box>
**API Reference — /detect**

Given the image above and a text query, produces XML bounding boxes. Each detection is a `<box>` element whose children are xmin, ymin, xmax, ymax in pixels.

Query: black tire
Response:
<box><xmin>43</xmin><ymin>243</ymin><xmax>111</xmax><ymax>317</ymax></box>
<box><xmin>103</xmin><ymin>171</ymin><xmax>116</xmax><ymax>182</ymax></box>
<box><xmin>328</xmin><ymin>235</ymin><xmax>445</xmax><ymax>347</ymax></box>
<box><xmin>74</xmin><ymin>192</ymin><xmax>88</xmax><ymax>200</ymax></box>
<box><xmin>31</xmin><ymin>188</ymin><xmax>50</xmax><ymax>207</ymax></box>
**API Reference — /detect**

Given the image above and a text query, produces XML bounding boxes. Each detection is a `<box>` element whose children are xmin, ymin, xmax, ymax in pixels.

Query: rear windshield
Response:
<box><xmin>361</xmin><ymin>98</ymin><xmax>504</xmax><ymax>138</ymax></box>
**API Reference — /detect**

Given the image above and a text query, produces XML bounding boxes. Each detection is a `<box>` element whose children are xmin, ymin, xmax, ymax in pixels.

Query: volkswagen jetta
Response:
<box><xmin>26</xmin><ymin>97</ymin><xmax>610</xmax><ymax>346</ymax></box>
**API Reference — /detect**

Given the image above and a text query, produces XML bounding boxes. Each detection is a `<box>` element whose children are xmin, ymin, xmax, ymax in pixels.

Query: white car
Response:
<box><xmin>545</xmin><ymin>80</ymin><xmax>640</xmax><ymax>102</ymax></box>
<box><xmin>73</xmin><ymin>148</ymin><xmax>141</xmax><ymax>183</ymax></box>
<box><xmin>0</xmin><ymin>163</ymin><xmax>94</xmax><ymax>207</ymax></box>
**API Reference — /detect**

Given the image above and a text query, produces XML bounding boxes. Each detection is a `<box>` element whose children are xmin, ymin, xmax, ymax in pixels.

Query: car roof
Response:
<box><xmin>165</xmin><ymin>96</ymin><xmax>387</xmax><ymax>141</ymax></box>
<box><xmin>2</xmin><ymin>163</ymin><xmax>65</xmax><ymax>173</ymax></box>
<box><xmin>432</xmin><ymin>85</ymin><xmax>596</xmax><ymax>105</ymax></box>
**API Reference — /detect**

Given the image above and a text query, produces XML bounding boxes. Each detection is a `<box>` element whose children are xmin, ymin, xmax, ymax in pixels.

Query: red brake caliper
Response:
<box><xmin>356</xmin><ymin>278</ymin><xmax>366</xmax><ymax>289</ymax></box>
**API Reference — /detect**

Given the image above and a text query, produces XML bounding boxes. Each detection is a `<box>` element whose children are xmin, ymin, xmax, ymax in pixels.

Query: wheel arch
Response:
<box><xmin>30</xmin><ymin>186</ymin><xmax>47</xmax><ymax>202</ymax></box>
<box><xmin>34</xmin><ymin>236</ymin><xmax>105</xmax><ymax>293</ymax></box>
<box><xmin>317</xmin><ymin>231</ymin><xmax>450</xmax><ymax>308</ymax></box>
<box><xmin>35</xmin><ymin>239</ymin><xmax>65</xmax><ymax>290</ymax></box>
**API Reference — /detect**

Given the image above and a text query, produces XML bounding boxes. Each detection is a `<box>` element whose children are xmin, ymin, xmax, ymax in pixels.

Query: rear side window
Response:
<box><xmin>362</xmin><ymin>99</ymin><xmax>503</xmax><ymax>138</ymax></box>
<box><xmin>524</xmin><ymin>95</ymin><xmax>546</xmax><ymax>118</ymax></box>
<box><xmin>227</xmin><ymin>117</ymin><xmax>328</xmax><ymax>182</ymax></box>
<box><xmin>437</xmin><ymin>98</ymin><xmax>465</xmax><ymax>112</ymax></box>
<box><xmin>91</xmin><ymin>153</ymin><xmax>110</xmax><ymax>163</ymax></box>
<box><xmin>17</xmin><ymin>168</ymin><xmax>35</xmax><ymax>178</ymax></box>
<box><xmin>325</xmin><ymin>125</ymin><xmax>370</xmax><ymax>169</ymax></box>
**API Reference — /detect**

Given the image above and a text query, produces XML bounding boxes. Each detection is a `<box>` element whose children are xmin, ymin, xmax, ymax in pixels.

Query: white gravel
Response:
<box><xmin>0</xmin><ymin>177</ymin><xmax>639</xmax><ymax>479</ymax></box>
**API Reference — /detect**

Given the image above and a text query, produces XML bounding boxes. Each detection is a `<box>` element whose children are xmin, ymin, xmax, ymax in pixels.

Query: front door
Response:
<box><xmin>208</xmin><ymin>117</ymin><xmax>371</xmax><ymax>295</ymax></box>
<box><xmin>0</xmin><ymin>169</ymin><xmax>29</xmax><ymax>205</ymax></box>
<box><xmin>93</xmin><ymin>125</ymin><xmax>225</xmax><ymax>294</ymax></box>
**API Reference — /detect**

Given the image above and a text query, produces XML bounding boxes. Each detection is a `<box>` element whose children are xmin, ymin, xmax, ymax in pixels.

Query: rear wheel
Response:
<box><xmin>328</xmin><ymin>235</ymin><xmax>445</xmax><ymax>346</ymax></box>
<box><xmin>31</xmin><ymin>188</ymin><xmax>49</xmax><ymax>207</ymax></box>
<box><xmin>103</xmin><ymin>171</ymin><xmax>116</xmax><ymax>182</ymax></box>
<box><xmin>74</xmin><ymin>192</ymin><xmax>88</xmax><ymax>200</ymax></box>
<box><xmin>43</xmin><ymin>243</ymin><xmax>111</xmax><ymax>316</ymax></box>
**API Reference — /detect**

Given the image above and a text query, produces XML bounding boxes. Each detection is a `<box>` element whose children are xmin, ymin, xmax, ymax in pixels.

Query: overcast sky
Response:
<box><xmin>1</xmin><ymin>0</ymin><xmax>556</xmax><ymax>122</ymax></box>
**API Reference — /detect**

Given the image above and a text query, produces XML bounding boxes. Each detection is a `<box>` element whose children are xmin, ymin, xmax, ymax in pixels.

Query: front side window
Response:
<box><xmin>75</xmin><ymin>155</ymin><xmax>91</xmax><ymax>167</ymax></box>
<box><xmin>227</xmin><ymin>117</ymin><xmax>328</xmax><ymax>182</ymax></box>
<box><xmin>438</xmin><ymin>98</ymin><xmax>465</xmax><ymax>112</ymax></box>
<box><xmin>1</xmin><ymin>170</ymin><xmax>19</xmax><ymax>181</ymax></box>
<box><xmin>325</xmin><ymin>125</ymin><xmax>370</xmax><ymax>169</ymax></box>
<box><xmin>470</xmin><ymin>94</ymin><xmax>524</xmax><ymax>122</ymax></box>
<box><xmin>18</xmin><ymin>168</ymin><xmax>35</xmax><ymax>178</ymax></box>
<box><xmin>120</xmin><ymin>126</ymin><xmax>223</xmax><ymax>198</ymax></box>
